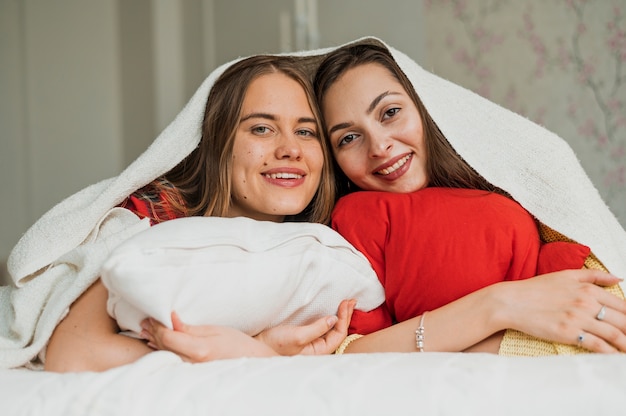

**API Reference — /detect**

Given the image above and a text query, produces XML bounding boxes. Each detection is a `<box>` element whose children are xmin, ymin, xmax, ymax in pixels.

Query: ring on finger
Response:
<box><xmin>596</xmin><ymin>305</ymin><xmax>607</xmax><ymax>321</ymax></box>
<box><xmin>577</xmin><ymin>333</ymin><xmax>585</xmax><ymax>348</ymax></box>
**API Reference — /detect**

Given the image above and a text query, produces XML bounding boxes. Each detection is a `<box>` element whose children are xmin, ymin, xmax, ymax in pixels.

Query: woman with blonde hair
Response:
<box><xmin>3</xmin><ymin>55</ymin><xmax>357</xmax><ymax>372</ymax></box>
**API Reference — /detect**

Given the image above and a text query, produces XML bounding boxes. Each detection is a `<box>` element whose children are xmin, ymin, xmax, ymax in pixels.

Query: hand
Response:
<box><xmin>255</xmin><ymin>299</ymin><xmax>356</xmax><ymax>356</ymax></box>
<box><xmin>140</xmin><ymin>312</ymin><xmax>277</xmax><ymax>363</ymax></box>
<box><xmin>499</xmin><ymin>268</ymin><xmax>626</xmax><ymax>353</ymax></box>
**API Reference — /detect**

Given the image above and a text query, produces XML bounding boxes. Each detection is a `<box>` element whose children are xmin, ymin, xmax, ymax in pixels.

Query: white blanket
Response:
<box><xmin>2</xmin><ymin>352</ymin><xmax>625</xmax><ymax>415</ymax></box>
<box><xmin>2</xmin><ymin>36</ymin><xmax>626</xmax><ymax>369</ymax></box>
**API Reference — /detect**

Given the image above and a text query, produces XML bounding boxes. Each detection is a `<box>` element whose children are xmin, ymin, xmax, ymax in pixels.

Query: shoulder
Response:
<box><xmin>119</xmin><ymin>179</ymin><xmax>186</xmax><ymax>225</ymax></box>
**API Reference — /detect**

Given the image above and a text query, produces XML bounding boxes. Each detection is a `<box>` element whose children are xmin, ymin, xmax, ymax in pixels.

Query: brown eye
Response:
<box><xmin>383</xmin><ymin>108</ymin><xmax>400</xmax><ymax>120</ymax></box>
<box><xmin>338</xmin><ymin>133</ymin><xmax>358</xmax><ymax>147</ymax></box>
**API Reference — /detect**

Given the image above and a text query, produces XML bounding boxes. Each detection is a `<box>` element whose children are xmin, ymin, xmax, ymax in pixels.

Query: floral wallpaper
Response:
<box><xmin>424</xmin><ymin>0</ymin><xmax>626</xmax><ymax>227</ymax></box>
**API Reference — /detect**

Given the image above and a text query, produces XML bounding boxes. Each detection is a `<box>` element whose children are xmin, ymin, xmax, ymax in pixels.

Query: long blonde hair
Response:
<box><xmin>161</xmin><ymin>55</ymin><xmax>336</xmax><ymax>223</ymax></box>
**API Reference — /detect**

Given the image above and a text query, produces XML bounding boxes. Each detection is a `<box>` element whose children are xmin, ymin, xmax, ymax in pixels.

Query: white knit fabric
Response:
<box><xmin>2</xmin><ymin>37</ymin><xmax>625</xmax><ymax>369</ymax></box>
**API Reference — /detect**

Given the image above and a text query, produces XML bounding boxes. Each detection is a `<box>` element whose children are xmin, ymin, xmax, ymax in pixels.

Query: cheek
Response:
<box><xmin>305</xmin><ymin>144</ymin><xmax>325</xmax><ymax>173</ymax></box>
<box><xmin>233</xmin><ymin>147</ymin><xmax>261</xmax><ymax>172</ymax></box>
<box><xmin>405</xmin><ymin>115</ymin><xmax>425</xmax><ymax>147</ymax></box>
<box><xmin>334</xmin><ymin>152</ymin><xmax>363</xmax><ymax>180</ymax></box>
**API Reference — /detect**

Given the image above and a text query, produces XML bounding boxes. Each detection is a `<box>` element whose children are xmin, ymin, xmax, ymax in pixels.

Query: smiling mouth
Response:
<box><xmin>263</xmin><ymin>172</ymin><xmax>304</xmax><ymax>179</ymax></box>
<box><xmin>376</xmin><ymin>154</ymin><xmax>412</xmax><ymax>176</ymax></box>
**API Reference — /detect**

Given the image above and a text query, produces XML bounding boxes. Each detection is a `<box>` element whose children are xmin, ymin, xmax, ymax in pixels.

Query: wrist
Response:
<box><xmin>251</xmin><ymin>334</ymin><xmax>280</xmax><ymax>357</ymax></box>
<box><xmin>484</xmin><ymin>281</ymin><xmax>514</xmax><ymax>332</ymax></box>
<box><xmin>335</xmin><ymin>334</ymin><xmax>363</xmax><ymax>354</ymax></box>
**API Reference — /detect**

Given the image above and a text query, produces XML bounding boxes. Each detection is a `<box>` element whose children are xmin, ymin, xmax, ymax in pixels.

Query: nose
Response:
<box><xmin>367</xmin><ymin>133</ymin><xmax>393</xmax><ymax>158</ymax></box>
<box><xmin>275</xmin><ymin>133</ymin><xmax>302</xmax><ymax>160</ymax></box>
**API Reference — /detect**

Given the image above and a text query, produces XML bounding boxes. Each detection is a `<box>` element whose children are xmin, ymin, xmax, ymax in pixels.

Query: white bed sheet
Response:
<box><xmin>1</xmin><ymin>352</ymin><xmax>624</xmax><ymax>416</ymax></box>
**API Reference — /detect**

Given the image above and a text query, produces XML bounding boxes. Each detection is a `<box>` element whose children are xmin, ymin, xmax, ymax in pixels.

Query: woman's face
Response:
<box><xmin>228</xmin><ymin>72</ymin><xmax>324</xmax><ymax>222</ymax></box>
<box><xmin>322</xmin><ymin>63</ymin><xmax>428</xmax><ymax>193</ymax></box>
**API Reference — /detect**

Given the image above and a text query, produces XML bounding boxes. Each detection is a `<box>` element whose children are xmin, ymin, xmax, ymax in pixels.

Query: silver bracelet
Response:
<box><xmin>415</xmin><ymin>312</ymin><xmax>427</xmax><ymax>352</ymax></box>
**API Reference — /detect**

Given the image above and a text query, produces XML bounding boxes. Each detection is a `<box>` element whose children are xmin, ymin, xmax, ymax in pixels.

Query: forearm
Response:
<box><xmin>346</xmin><ymin>282</ymin><xmax>510</xmax><ymax>353</ymax></box>
<box><xmin>45</xmin><ymin>278</ymin><xmax>152</xmax><ymax>372</ymax></box>
<box><xmin>45</xmin><ymin>327</ymin><xmax>152</xmax><ymax>372</ymax></box>
<box><xmin>345</xmin><ymin>269</ymin><xmax>626</xmax><ymax>354</ymax></box>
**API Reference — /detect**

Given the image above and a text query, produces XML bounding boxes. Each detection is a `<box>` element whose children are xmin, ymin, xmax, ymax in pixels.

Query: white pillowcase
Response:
<box><xmin>101</xmin><ymin>216</ymin><xmax>385</xmax><ymax>336</ymax></box>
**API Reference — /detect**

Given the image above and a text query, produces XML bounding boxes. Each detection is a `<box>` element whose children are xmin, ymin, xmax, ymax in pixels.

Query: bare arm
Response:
<box><xmin>140</xmin><ymin>299</ymin><xmax>356</xmax><ymax>362</ymax></box>
<box><xmin>345</xmin><ymin>269</ymin><xmax>626</xmax><ymax>354</ymax></box>
<box><xmin>45</xmin><ymin>279</ymin><xmax>152</xmax><ymax>372</ymax></box>
<box><xmin>46</xmin><ymin>278</ymin><xmax>354</xmax><ymax>369</ymax></box>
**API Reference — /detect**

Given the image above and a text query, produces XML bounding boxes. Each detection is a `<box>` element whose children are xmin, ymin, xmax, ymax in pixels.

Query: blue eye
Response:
<box><xmin>296</xmin><ymin>129</ymin><xmax>317</xmax><ymax>138</ymax></box>
<box><xmin>252</xmin><ymin>126</ymin><xmax>270</xmax><ymax>135</ymax></box>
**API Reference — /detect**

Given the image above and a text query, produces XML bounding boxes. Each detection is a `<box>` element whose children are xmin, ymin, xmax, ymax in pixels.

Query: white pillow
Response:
<box><xmin>100</xmin><ymin>216</ymin><xmax>385</xmax><ymax>336</ymax></box>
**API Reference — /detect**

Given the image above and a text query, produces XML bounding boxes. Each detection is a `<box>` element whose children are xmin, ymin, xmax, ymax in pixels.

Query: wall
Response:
<box><xmin>211</xmin><ymin>0</ymin><xmax>425</xmax><ymax>65</ymax></box>
<box><xmin>424</xmin><ymin>0</ymin><xmax>626</xmax><ymax>225</ymax></box>
<box><xmin>0</xmin><ymin>0</ymin><xmax>213</xmax><ymax>284</ymax></box>
<box><xmin>1</xmin><ymin>0</ymin><xmax>124</xmax><ymax>281</ymax></box>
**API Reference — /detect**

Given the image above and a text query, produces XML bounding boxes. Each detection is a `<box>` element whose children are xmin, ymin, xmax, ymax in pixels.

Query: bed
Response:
<box><xmin>2</xmin><ymin>36</ymin><xmax>626</xmax><ymax>416</ymax></box>
<box><xmin>2</xmin><ymin>351</ymin><xmax>625</xmax><ymax>415</ymax></box>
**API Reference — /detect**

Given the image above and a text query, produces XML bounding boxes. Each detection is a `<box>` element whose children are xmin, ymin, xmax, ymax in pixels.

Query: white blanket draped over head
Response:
<box><xmin>2</xmin><ymin>37</ymin><xmax>625</xmax><ymax>369</ymax></box>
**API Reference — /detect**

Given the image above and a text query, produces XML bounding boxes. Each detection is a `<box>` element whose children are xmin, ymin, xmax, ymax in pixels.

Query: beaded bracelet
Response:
<box><xmin>415</xmin><ymin>312</ymin><xmax>427</xmax><ymax>352</ymax></box>
<box><xmin>334</xmin><ymin>334</ymin><xmax>363</xmax><ymax>355</ymax></box>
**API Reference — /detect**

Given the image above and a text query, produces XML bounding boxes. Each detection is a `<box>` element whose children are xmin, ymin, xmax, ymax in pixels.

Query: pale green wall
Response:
<box><xmin>1</xmin><ymin>0</ymin><xmax>124</xmax><ymax>279</ymax></box>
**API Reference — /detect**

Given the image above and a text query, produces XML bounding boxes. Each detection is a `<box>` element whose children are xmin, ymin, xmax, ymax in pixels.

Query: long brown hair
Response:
<box><xmin>314</xmin><ymin>42</ymin><xmax>503</xmax><ymax>198</ymax></box>
<box><xmin>161</xmin><ymin>55</ymin><xmax>335</xmax><ymax>223</ymax></box>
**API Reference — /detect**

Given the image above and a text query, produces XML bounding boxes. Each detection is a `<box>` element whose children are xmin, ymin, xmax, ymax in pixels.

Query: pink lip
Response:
<box><xmin>261</xmin><ymin>167</ymin><xmax>307</xmax><ymax>188</ymax></box>
<box><xmin>372</xmin><ymin>153</ymin><xmax>412</xmax><ymax>181</ymax></box>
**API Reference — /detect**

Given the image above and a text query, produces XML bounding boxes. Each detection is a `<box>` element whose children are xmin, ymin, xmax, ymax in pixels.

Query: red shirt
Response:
<box><xmin>331</xmin><ymin>188</ymin><xmax>590</xmax><ymax>335</ymax></box>
<box><xmin>118</xmin><ymin>181</ymin><xmax>184</xmax><ymax>225</ymax></box>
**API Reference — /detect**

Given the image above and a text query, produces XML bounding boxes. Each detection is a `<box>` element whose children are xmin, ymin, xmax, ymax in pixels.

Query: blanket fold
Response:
<box><xmin>1</xmin><ymin>209</ymin><xmax>150</xmax><ymax>369</ymax></box>
<box><xmin>2</xmin><ymin>36</ymin><xmax>625</xmax><ymax>369</ymax></box>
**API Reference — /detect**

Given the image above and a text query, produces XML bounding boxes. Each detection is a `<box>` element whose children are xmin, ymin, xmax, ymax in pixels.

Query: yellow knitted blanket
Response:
<box><xmin>499</xmin><ymin>224</ymin><xmax>625</xmax><ymax>356</ymax></box>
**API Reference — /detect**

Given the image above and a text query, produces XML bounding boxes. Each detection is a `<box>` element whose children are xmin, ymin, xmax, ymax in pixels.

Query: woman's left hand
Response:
<box><xmin>255</xmin><ymin>299</ymin><xmax>356</xmax><ymax>356</ymax></box>
<box><xmin>140</xmin><ymin>298</ymin><xmax>356</xmax><ymax>362</ymax></box>
<box><xmin>140</xmin><ymin>312</ymin><xmax>278</xmax><ymax>363</ymax></box>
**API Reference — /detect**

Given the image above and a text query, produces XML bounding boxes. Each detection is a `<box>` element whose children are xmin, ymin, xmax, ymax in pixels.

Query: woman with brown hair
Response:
<box><xmin>314</xmin><ymin>40</ymin><xmax>626</xmax><ymax>355</ymax></box>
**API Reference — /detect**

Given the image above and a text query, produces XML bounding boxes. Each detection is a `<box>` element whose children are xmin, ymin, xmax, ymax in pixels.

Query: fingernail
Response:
<box><xmin>327</xmin><ymin>316</ymin><xmax>338</xmax><ymax>326</ymax></box>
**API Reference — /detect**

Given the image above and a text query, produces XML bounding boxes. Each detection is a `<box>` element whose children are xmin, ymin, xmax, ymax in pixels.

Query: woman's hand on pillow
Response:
<box><xmin>255</xmin><ymin>299</ymin><xmax>356</xmax><ymax>356</ymax></box>
<box><xmin>140</xmin><ymin>312</ymin><xmax>278</xmax><ymax>362</ymax></box>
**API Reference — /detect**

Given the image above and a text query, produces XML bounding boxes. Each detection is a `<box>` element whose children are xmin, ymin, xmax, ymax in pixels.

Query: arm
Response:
<box><xmin>142</xmin><ymin>313</ymin><xmax>278</xmax><ymax>362</ymax></box>
<box><xmin>256</xmin><ymin>298</ymin><xmax>356</xmax><ymax>355</ymax></box>
<box><xmin>45</xmin><ymin>279</ymin><xmax>152</xmax><ymax>372</ymax></box>
<box><xmin>344</xmin><ymin>269</ymin><xmax>626</xmax><ymax>354</ymax></box>
<box><xmin>141</xmin><ymin>299</ymin><xmax>356</xmax><ymax>362</ymax></box>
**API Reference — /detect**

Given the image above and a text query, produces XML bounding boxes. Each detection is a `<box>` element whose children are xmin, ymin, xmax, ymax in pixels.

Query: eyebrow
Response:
<box><xmin>240</xmin><ymin>113</ymin><xmax>275</xmax><ymax>122</ymax></box>
<box><xmin>328</xmin><ymin>91</ymin><xmax>401</xmax><ymax>135</ymax></box>
<box><xmin>240</xmin><ymin>113</ymin><xmax>317</xmax><ymax>124</ymax></box>
<box><xmin>367</xmin><ymin>91</ymin><xmax>396</xmax><ymax>114</ymax></box>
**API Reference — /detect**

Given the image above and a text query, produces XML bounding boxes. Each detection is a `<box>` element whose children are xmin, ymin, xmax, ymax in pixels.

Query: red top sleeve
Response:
<box><xmin>332</xmin><ymin>188</ymin><xmax>589</xmax><ymax>335</ymax></box>
<box><xmin>118</xmin><ymin>182</ymin><xmax>184</xmax><ymax>225</ymax></box>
